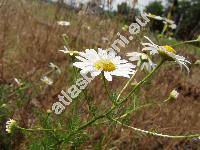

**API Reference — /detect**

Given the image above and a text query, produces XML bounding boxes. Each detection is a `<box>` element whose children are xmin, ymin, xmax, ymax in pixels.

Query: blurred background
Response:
<box><xmin>0</xmin><ymin>0</ymin><xmax>199</xmax><ymax>149</ymax></box>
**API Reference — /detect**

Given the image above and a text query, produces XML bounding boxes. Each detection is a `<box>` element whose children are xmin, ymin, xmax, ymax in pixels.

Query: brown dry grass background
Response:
<box><xmin>0</xmin><ymin>0</ymin><xmax>200</xmax><ymax>149</ymax></box>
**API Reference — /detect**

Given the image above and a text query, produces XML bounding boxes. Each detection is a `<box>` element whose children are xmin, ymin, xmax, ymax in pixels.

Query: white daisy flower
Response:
<box><xmin>141</xmin><ymin>36</ymin><xmax>191</xmax><ymax>72</ymax></box>
<box><xmin>6</xmin><ymin>119</ymin><xmax>17</xmax><ymax>133</ymax></box>
<box><xmin>41</xmin><ymin>76</ymin><xmax>53</xmax><ymax>85</ymax></box>
<box><xmin>57</xmin><ymin>21</ymin><xmax>70</xmax><ymax>26</ymax></box>
<box><xmin>59</xmin><ymin>46</ymin><xmax>79</xmax><ymax>56</ymax></box>
<box><xmin>127</xmin><ymin>52</ymin><xmax>156</xmax><ymax>72</ymax></box>
<box><xmin>73</xmin><ymin>49</ymin><xmax>136</xmax><ymax>81</ymax></box>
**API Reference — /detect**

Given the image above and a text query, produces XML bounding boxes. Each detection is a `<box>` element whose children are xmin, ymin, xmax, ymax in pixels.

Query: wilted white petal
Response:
<box><xmin>57</xmin><ymin>21</ymin><xmax>70</xmax><ymax>26</ymax></box>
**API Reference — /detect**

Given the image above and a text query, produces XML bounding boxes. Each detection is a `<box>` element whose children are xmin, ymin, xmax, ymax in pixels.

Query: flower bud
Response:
<box><xmin>6</xmin><ymin>119</ymin><xmax>17</xmax><ymax>133</ymax></box>
<box><xmin>46</xmin><ymin>109</ymin><xmax>52</xmax><ymax>114</ymax></box>
<box><xmin>169</xmin><ymin>89</ymin><xmax>179</xmax><ymax>100</ymax></box>
<box><xmin>1</xmin><ymin>104</ymin><xmax>7</xmax><ymax>108</ymax></box>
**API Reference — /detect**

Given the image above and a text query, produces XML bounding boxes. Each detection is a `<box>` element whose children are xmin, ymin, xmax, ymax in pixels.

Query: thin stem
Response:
<box><xmin>102</xmin><ymin>73</ymin><xmax>111</xmax><ymax>100</ymax></box>
<box><xmin>76</xmin><ymin>114</ymin><xmax>106</xmax><ymax>132</ymax></box>
<box><xmin>116</xmin><ymin>70</ymin><xmax>137</xmax><ymax>101</ymax></box>
<box><xmin>161</xmin><ymin>24</ymin><xmax>168</xmax><ymax>36</ymax></box>
<box><xmin>71</xmin><ymin>56</ymin><xmax>78</xmax><ymax>81</ymax></box>
<box><xmin>94</xmin><ymin>103</ymin><xmax>154</xmax><ymax>125</ymax></box>
<box><xmin>120</xmin><ymin>60</ymin><xmax>164</xmax><ymax>106</ymax></box>
<box><xmin>163</xmin><ymin>97</ymin><xmax>171</xmax><ymax>102</ymax></box>
<box><xmin>111</xmin><ymin>118</ymin><xmax>200</xmax><ymax>139</ymax></box>
<box><xmin>43</xmin><ymin>69</ymin><xmax>54</xmax><ymax>77</ymax></box>
<box><xmin>172</xmin><ymin>40</ymin><xmax>199</xmax><ymax>46</ymax></box>
<box><xmin>95</xmin><ymin>97</ymin><xmax>169</xmax><ymax>125</ymax></box>
<box><xmin>17</xmin><ymin>126</ymin><xmax>68</xmax><ymax>132</ymax></box>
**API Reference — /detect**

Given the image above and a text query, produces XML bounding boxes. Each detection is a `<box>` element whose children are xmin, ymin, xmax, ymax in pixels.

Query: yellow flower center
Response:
<box><xmin>95</xmin><ymin>60</ymin><xmax>116</xmax><ymax>72</ymax></box>
<box><xmin>163</xmin><ymin>45</ymin><xmax>176</xmax><ymax>54</ymax></box>
<box><xmin>158</xmin><ymin>45</ymin><xmax>176</xmax><ymax>61</ymax></box>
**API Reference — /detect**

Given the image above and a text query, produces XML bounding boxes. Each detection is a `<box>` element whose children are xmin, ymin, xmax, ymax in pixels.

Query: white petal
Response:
<box><xmin>104</xmin><ymin>72</ymin><xmax>112</xmax><ymax>81</ymax></box>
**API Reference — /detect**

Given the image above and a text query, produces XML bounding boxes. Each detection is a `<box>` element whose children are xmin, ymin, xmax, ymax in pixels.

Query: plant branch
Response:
<box><xmin>111</xmin><ymin>118</ymin><xmax>200</xmax><ymax>139</ymax></box>
<box><xmin>172</xmin><ymin>40</ymin><xmax>199</xmax><ymax>46</ymax></box>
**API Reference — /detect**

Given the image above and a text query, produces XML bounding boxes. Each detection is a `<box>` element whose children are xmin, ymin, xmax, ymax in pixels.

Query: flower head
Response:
<box><xmin>169</xmin><ymin>89</ymin><xmax>179</xmax><ymax>100</ymax></box>
<box><xmin>73</xmin><ymin>49</ymin><xmax>136</xmax><ymax>81</ymax></box>
<box><xmin>57</xmin><ymin>21</ymin><xmax>70</xmax><ymax>26</ymax></box>
<box><xmin>127</xmin><ymin>52</ymin><xmax>156</xmax><ymax>72</ymax></box>
<box><xmin>6</xmin><ymin>119</ymin><xmax>17</xmax><ymax>133</ymax></box>
<box><xmin>142</xmin><ymin>36</ymin><xmax>191</xmax><ymax>72</ymax></box>
<box><xmin>59</xmin><ymin>46</ymin><xmax>79</xmax><ymax>56</ymax></box>
<box><xmin>41</xmin><ymin>76</ymin><xmax>53</xmax><ymax>85</ymax></box>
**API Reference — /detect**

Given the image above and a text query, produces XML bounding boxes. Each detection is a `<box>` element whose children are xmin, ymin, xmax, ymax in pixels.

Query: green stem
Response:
<box><xmin>43</xmin><ymin>69</ymin><xmax>54</xmax><ymax>77</ymax></box>
<box><xmin>121</xmin><ymin>60</ymin><xmax>164</xmax><ymax>105</ymax></box>
<box><xmin>71</xmin><ymin>56</ymin><xmax>78</xmax><ymax>81</ymax></box>
<box><xmin>111</xmin><ymin>118</ymin><xmax>200</xmax><ymax>139</ymax></box>
<box><xmin>17</xmin><ymin>126</ymin><xmax>68</xmax><ymax>132</ymax></box>
<box><xmin>161</xmin><ymin>24</ymin><xmax>168</xmax><ymax>36</ymax></box>
<box><xmin>96</xmin><ymin>90</ymin><xmax>170</xmax><ymax>125</ymax></box>
<box><xmin>172</xmin><ymin>40</ymin><xmax>199</xmax><ymax>46</ymax></box>
<box><xmin>116</xmin><ymin>70</ymin><xmax>137</xmax><ymax>101</ymax></box>
<box><xmin>76</xmin><ymin>114</ymin><xmax>106</xmax><ymax>132</ymax></box>
<box><xmin>94</xmin><ymin>103</ymin><xmax>154</xmax><ymax>125</ymax></box>
<box><xmin>102</xmin><ymin>73</ymin><xmax>111</xmax><ymax>100</ymax></box>
<box><xmin>163</xmin><ymin>97</ymin><xmax>171</xmax><ymax>102</ymax></box>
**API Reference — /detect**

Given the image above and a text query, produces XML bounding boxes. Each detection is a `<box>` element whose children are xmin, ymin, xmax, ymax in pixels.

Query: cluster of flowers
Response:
<box><xmin>51</xmin><ymin>35</ymin><xmax>191</xmax><ymax>115</ymax></box>
<box><xmin>73</xmin><ymin>36</ymin><xmax>190</xmax><ymax>81</ymax></box>
<box><xmin>5</xmin><ymin>36</ymin><xmax>191</xmax><ymax>133</ymax></box>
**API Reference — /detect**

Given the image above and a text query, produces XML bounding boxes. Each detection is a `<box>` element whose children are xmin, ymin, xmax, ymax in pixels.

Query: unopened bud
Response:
<box><xmin>169</xmin><ymin>89</ymin><xmax>179</xmax><ymax>100</ymax></box>
<box><xmin>47</xmin><ymin>109</ymin><xmax>52</xmax><ymax>114</ymax></box>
